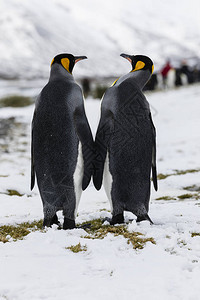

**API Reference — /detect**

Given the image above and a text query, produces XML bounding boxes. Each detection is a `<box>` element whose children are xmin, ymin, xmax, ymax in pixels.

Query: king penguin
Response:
<box><xmin>93</xmin><ymin>54</ymin><xmax>158</xmax><ymax>225</ymax></box>
<box><xmin>31</xmin><ymin>53</ymin><xmax>94</xmax><ymax>229</ymax></box>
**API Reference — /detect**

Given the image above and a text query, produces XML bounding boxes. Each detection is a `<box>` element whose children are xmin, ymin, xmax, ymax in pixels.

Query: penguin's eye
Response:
<box><xmin>61</xmin><ymin>58</ymin><xmax>71</xmax><ymax>73</ymax></box>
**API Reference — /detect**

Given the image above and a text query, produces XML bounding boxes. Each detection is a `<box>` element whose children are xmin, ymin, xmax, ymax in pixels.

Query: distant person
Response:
<box><xmin>195</xmin><ymin>67</ymin><xmax>200</xmax><ymax>82</ymax></box>
<box><xmin>175</xmin><ymin>68</ymin><xmax>182</xmax><ymax>87</ymax></box>
<box><xmin>160</xmin><ymin>60</ymin><xmax>172</xmax><ymax>88</ymax></box>
<box><xmin>180</xmin><ymin>60</ymin><xmax>193</xmax><ymax>84</ymax></box>
<box><xmin>193</xmin><ymin>67</ymin><xmax>200</xmax><ymax>83</ymax></box>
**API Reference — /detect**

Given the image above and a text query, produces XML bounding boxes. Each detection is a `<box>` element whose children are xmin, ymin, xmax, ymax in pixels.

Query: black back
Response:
<box><xmin>31</xmin><ymin>66</ymin><xmax>94</xmax><ymax>219</ymax></box>
<box><xmin>93</xmin><ymin>76</ymin><xmax>157</xmax><ymax>217</ymax></box>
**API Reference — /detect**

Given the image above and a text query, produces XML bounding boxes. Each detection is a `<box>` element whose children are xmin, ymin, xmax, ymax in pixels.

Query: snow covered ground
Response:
<box><xmin>1</xmin><ymin>83</ymin><xmax>200</xmax><ymax>299</ymax></box>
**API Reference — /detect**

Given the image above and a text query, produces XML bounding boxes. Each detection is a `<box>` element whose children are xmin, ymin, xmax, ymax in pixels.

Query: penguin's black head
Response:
<box><xmin>120</xmin><ymin>54</ymin><xmax>154</xmax><ymax>74</ymax></box>
<box><xmin>51</xmin><ymin>53</ymin><xmax>87</xmax><ymax>74</ymax></box>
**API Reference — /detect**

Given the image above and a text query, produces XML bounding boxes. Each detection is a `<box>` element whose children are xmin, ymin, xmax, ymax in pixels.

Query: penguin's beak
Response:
<box><xmin>74</xmin><ymin>56</ymin><xmax>87</xmax><ymax>64</ymax></box>
<box><xmin>120</xmin><ymin>53</ymin><xmax>133</xmax><ymax>64</ymax></box>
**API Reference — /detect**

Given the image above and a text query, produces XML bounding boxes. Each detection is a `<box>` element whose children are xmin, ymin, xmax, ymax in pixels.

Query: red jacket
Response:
<box><xmin>161</xmin><ymin>63</ymin><xmax>171</xmax><ymax>77</ymax></box>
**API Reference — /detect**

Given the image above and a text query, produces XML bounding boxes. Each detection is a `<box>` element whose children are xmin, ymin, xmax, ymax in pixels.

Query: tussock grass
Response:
<box><xmin>184</xmin><ymin>185</ymin><xmax>200</xmax><ymax>192</ymax></box>
<box><xmin>177</xmin><ymin>194</ymin><xmax>193</xmax><ymax>200</ymax></box>
<box><xmin>157</xmin><ymin>168</ymin><xmax>200</xmax><ymax>181</ymax></box>
<box><xmin>174</xmin><ymin>169</ymin><xmax>200</xmax><ymax>175</ymax></box>
<box><xmin>191</xmin><ymin>232</ymin><xmax>200</xmax><ymax>237</ymax></box>
<box><xmin>157</xmin><ymin>173</ymin><xmax>170</xmax><ymax>180</ymax></box>
<box><xmin>6</xmin><ymin>189</ymin><xmax>24</xmax><ymax>196</ymax></box>
<box><xmin>156</xmin><ymin>193</ymin><xmax>200</xmax><ymax>201</ymax></box>
<box><xmin>80</xmin><ymin>219</ymin><xmax>156</xmax><ymax>250</ymax></box>
<box><xmin>156</xmin><ymin>196</ymin><xmax>176</xmax><ymax>201</ymax></box>
<box><xmin>0</xmin><ymin>220</ymin><xmax>43</xmax><ymax>243</ymax></box>
<box><xmin>0</xmin><ymin>95</ymin><xmax>33</xmax><ymax>107</ymax></box>
<box><xmin>66</xmin><ymin>243</ymin><xmax>87</xmax><ymax>253</ymax></box>
<box><xmin>178</xmin><ymin>193</ymin><xmax>200</xmax><ymax>200</ymax></box>
<box><xmin>0</xmin><ymin>218</ymin><xmax>155</xmax><ymax>251</ymax></box>
<box><xmin>99</xmin><ymin>208</ymin><xmax>110</xmax><ymax>212</ymax></box>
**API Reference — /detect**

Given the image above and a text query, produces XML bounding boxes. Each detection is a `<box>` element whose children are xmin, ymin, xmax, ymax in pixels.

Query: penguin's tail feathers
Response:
<box><xmin>31</xmin><ymin>170</ymin><xmax>35</xmax><ymax>190</ymax></box>
<box><xmin>152</xmin><ymin>165</ymin><xmax>158</xmax><ymax>191</ymax></box>
<box><xmin>82</xmin><ymin>173</ymin><xmax>92</xmax><ymax>191</ymax></box>
<box><xmin>31</xmin><ymin>181</ymin><xmax>34</xmax><ymax>191</ymax></box>
<box><xmin>92</xmin><ymin>153</ymin><xmax>104</xmax><ymax>190</ymax></box>
<box><xmin>93</xmin><ymin>168</ymin><xmax>104</xmax><ymax>191</ymax></box>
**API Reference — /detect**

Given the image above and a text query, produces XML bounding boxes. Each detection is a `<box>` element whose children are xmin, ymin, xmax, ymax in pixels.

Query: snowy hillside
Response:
<box><xmin>0</xmin><ymin>0</ymin><xmax>200</xmax><ymax>79</ymax></box>
<box><xmin>1</xmin><ymin>84</ymin><xmax>200</xmax><ymax>299</ymax></box>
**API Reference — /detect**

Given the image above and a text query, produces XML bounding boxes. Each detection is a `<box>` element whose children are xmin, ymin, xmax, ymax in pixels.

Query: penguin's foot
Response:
<box><xmin>136</xmin><ymin>214</ymin><xmax>154</xmax><ymax>225</ymax></box>
<box><xmin>110</xmin><ymin>213</ymin><xmax>124</xmax><ymax>225</ymax></box>
<box><xmin>43</xmin><ymin>214</ymin><xmax>61</xmax><ymax>228</ymax></box>
<box><xmin>63</xmin><ymin>218</ymin><xmax>76</xmax><ymax>230</ymax></box>
<box><xmin>51</xmin><ymin>214</ymin><xmax>62</xmax><ymax>229</ymax></box>
<box><xmin>43</xmin><ymin>219</ymin><xmax>51</xmax><ymax>228</ymax></box>
<box><xmin>51</xmin><ymin>214</ymin><xmax>60</xmax><ymax>225</ymax></box>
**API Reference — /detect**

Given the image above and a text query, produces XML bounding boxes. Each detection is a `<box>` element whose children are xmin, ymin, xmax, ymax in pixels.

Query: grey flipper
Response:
<box><xmin>31</xmin><ymin>115</ymin><xmax>35</xmax><ymax>190</ymax></box>
<box><xmin>93</xmin><ymin>108</ymin><xmax>114</xmax><ymax>190</ymax></box>
<box><xmin>149</xmin><ymin>113</ymin><xmax>158</xmax><ymax>191</ymax></box>
<box><xmin>74</xmin><ymin>105</ymin><xmax>94</xmax><ymax>190</ymax></box>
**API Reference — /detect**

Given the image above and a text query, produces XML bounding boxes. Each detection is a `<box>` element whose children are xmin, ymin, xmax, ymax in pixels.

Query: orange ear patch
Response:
<box><xmin>132</xmin><ymin>61</ymin><xmax>145</xmax><ymax>72</ymax></box>
<box><xmin>61</xmin><ymin>58</ymin><xmax>71</xmax><ymax>73</ymax></box>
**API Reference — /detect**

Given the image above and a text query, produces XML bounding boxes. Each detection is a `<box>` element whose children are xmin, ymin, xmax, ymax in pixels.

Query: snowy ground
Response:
<box><xmin>0</xmin><ymin>84</ymin><xmax>200</xmax><ymax>299</ymax></box>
